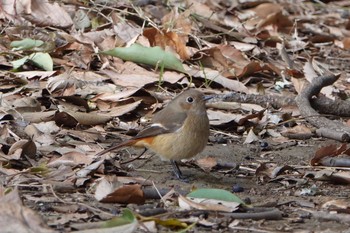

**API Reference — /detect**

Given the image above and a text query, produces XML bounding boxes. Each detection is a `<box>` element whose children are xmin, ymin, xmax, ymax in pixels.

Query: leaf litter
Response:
<box><xmin>1</xmin><ymin>0</ymin><xmax>350</xmax><ymax>232</ymax></box>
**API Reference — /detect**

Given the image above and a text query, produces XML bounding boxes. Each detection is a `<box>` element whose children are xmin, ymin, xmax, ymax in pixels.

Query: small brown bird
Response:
<box><xmin>97</xmin><ymin>89</ymin><xmax>211</xmax><ymax>179</ymax></box>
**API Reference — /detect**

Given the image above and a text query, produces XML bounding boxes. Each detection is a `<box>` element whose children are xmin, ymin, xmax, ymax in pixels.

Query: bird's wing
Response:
<box><xmin>134</xmin><ymin>106</ymin><xmax>187</xmax><ymax>139</ymax></box>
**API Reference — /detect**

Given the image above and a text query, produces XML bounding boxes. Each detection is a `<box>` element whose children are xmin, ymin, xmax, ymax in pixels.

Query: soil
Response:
<box><xmin>20</xmin><ymin>135</ymin><xmax>350</xmax><ymax>232</ymax></box>
<box><xmin>106</xmin><ymin>137</ymin><xmax>350</xmax><ymax>232</ymax></box>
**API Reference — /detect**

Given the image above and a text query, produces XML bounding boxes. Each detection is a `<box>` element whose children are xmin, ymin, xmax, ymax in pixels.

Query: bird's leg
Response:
<box><xmin>121</xmin><ymin>148</ymin><xmax>148</xmax><ymax>165</ymax></box>
<box><xmin>171</xmin><ymin>160</ymin><xmax>188</xmax><ymax>182</ymax></box>
<box><xmin>140</xmin><ymin>148</ymin><xmax>147</xmax><ymax>156</ymax></box>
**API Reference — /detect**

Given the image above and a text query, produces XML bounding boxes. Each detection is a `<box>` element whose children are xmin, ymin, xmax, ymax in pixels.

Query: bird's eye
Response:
<box><xmin>186</xmin><ymin>96</ymin><xmax>194</xmax><ymax>103</ymax></box>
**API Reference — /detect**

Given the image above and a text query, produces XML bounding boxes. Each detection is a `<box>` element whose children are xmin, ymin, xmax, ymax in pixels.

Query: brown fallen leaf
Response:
<box><xmin>54</xmin><ymin>95</ymin><xmax>89</xmax><ymax>112</ymax></box>
<box><xmin>249</xmin><ymin>3</ymin><xmax>293</xmax><ymax>30</ymax></box>
<box><xmin>207</xmin><ymin>109</ymin><xmax>243</xmax><ymax>126</ymax></box>
<box><xmin>305</xmin><ymin>170</ymin><xmax>350</xmax><ymax>185</ymax></box>
<box><xmin>281</xmin><ymin>124</ymin><xmax>314</xmax><ymax>139</ymax></box>
<box><xmin>54</xmin><ymin>111</ymin><xmax>78</xmax><ymax>128</ymax></box>
<box><xmin>342</xmin><ymin>37</ymin><xmax>350</xmax><ymax>49</ymax></box>
<box><xmin>255</xmin><ymin>163</ymin><xmax>295</xmax><ymax>179</ymax></box>
<box><xmin>15</xmin><ymin>71</ymin><xmax>56</xmax><ymax>80</ymax></box>
<box><xmin>195</xmin><ymin>157</ymin><xmax>218</xmax><ymax>172</ymax></box>
<box><xmin>187</xmin><ymin>67</ymin><xmax>249</xmax><ymax>92</ymax></box>
<box><xmin>95</xmin><ymin>176</ymin><xmax>149</xmax><ymax>205</ymax></box>
<box><xmin>243</xmin><ymin>128</ymin><xmax>259</xmax><ymax>144</ymax></box>
<box><xmin>237</xmin><ymin>109</ymin><xmax>265</xmax><ymax>126</ymax></box>
<box><xmin>322</xmin><ymin>199</ymin><xmax>350</xmax><ymax>213</ymax></box>
<box><xmin>23</xmin><ymin>0</ymin><xmax>73</xmax><ymax>28</ymax></box>
<box><xmin>194</xmin><ymin>45</ymin><xmax>259</xmax><ymax>78</ymax></box>
<box><xmin>47</xmin><ymin>151</ymin><xmax>94</xmax><ymax>168</ymax></box>
<box><xmin>100</xmin><ymin>184</ymin><xmax>145</xmax><ymax>205</ymax></box>
<box><xmin>91</xmin><ymin>88</ymin><xmax>140</xmax><ymax>102</ymax></box>
<box><xmin>143</xmin><ymin>28</ymin><xmax>190</xmax><ymax>60</ymax></box>
<box><xmin>0</xmin><ymin>188</ymin><xmax>54</xmax><ymax>233</ymax></box>
<box><xmin>311</xmin><ymin>144</ymin><xmax>350</xmax><ymax>166</ymax></box>
<box><xmin>106</xmin><ymin>100</ymin><xmax>142</xmax><ymax>117</ymax></box>
<box><xmin>7</xmin><ymin>139</ymin><xmax>36</xmax><ymax>160</ymax></box>
<box><xmin>62</xmin><ymin>111</ymin><xmax>112</xmax><ymax>126</ymax></box>
<box><xmin>22</xmin><ymin>111</ymin><xmax>56</xmax><ymax>123</ymax></box>
<box><xmin>101</xmin><ymin>68</ymin><xmax>185</xmax><ymax>88</ymax></box>
<box><xmin>281</xmin><ymin>124</ymin><xmax>313</xmax><ymax>136</ymax></box>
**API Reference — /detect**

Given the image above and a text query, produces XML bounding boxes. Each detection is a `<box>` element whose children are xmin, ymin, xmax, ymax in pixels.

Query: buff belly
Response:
<box><xmin>149</xmin><ymin>123</ymin><xmax>209</xmax><ymax>160</ymax></box>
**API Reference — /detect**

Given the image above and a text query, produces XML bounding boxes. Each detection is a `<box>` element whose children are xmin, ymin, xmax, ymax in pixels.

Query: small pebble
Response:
<box><xmin>259</xmin><ymin>141</ymin><xmax>269</xmax><ymax>149</ymax></box>
<box><xmin>232</xmin><ymin>184</ymin><xmax>244</xmax><ymax>193</ymax></box>
<box><xmin>243</xmin><ymin>197</ymin><xmax>251</xmax><ymax>205</ymax></box>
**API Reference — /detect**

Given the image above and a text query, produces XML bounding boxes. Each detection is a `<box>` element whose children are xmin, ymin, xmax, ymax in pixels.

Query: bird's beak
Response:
<box><xmin>203</xmin><ymin>95</ymin><xmax>213</xmax><ymax>101</ymax></box>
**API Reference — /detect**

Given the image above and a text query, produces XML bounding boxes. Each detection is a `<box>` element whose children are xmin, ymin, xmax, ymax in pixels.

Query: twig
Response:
<box><xmin>120</xmin><ymin>148</ymin><xmax>147</xmax><ymax>165</ymax></box>
<box><xmin>48</xmin><ymin>184</ymin><xmax>114</xmax><ymax>217</ymax></box>
<box><xmin>210</xmin><ymin>129</ymin><xmax>240</xmax><ymax>139</ymax></box>
<box><xmin>316</xmin><ymin>128</ymin><xmax>350</xmax><ymax>142</ymax></box>
<box><xmin>210</xmin><ymin>92</ymin><xmax>295</xmax><ymax>109</ymax></box>
<box><xmin>151</xmin><ymin>181</ymin><xmax>168</xmax><ymax>207</ymax></box>
<box><xmin>221</xmin><ymin>208</ymin><xmax>283</xmax><ymax>220</ymax></box>
<box><xmin>133</xmin><ymin>168</ymin><xmax>162</xmax><ymax>173</ymax></box>
<box><xmin>228</xmin><ymin>227</ymin><xmax>277</xmax><ymax>233</ymax></box>
<box><xmin>302</xmin><ymin>208</ymin><xmax>350</xmax><ymax>223</ymax></box>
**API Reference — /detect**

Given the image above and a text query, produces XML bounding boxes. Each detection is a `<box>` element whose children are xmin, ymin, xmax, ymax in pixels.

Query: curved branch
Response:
<box><xmin>211</xmin><ymin>90</ymin><xmax>350</xmax><ymax>117</ymax></box>
<box><xmin>295</xmin><ymin>74</ymin><xmax>350</xmax><ymax>142</ymax></box>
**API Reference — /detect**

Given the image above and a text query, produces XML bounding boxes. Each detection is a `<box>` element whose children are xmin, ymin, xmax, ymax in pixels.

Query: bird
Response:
<box><xmin>96</xmin><ymin>89</ymin><xmax>211</xmax><ymax>180</ymax></box>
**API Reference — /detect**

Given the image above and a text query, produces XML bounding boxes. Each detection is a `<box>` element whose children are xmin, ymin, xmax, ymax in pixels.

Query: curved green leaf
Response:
<box><xmin>11</xmin><ymin>52</ymin><xmax>53</xmax><ymax>71</ymax></box>
<box><xmin>10</xmin><ymin>38</ymin><xmax>44</xmax><ymax>51</ymax></box>
<box><xmin>101</xmin><ymin>44</ymin><xmax>186</xmax><ymax>73</ymax></box>
<box><xmin>11</xmin><ymin>56</ymin><xmax>28</xmax><ymax>70</ymax></box>
<box><xmin>103</xmin><ymin>209</ymin><xmax>136</xmax><ymax>228</ymax></box>
<box><xmin>30</xmin><ymin>52</ymin><xmax>53</xmax><ymax>71</ymax></box>
<box><xmin>187</xmin><ymin>188</ymin><xmax>244</xmax><ymax>204</ymax></box>
<box><xmin>75</xmin><ymin>209</ymin><xmax>137</xmax><ymax>233</ymax></box>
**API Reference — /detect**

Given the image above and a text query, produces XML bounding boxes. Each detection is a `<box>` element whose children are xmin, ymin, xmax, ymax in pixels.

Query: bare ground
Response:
<box><xmin>136</xmin><ymin>138</ymin><xmax>350</xmax><ymax>232</ymax></box>
<box><xmin>20</xmin><ymin>136</ymin><xmax>350</xmax><ymax>232</ymax></box>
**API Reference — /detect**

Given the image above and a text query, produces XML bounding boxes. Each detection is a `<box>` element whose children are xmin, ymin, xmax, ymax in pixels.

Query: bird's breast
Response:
<box><xmin>149</xmin><ymin>112</ymin><xmax>210</xmax><ymax>160</ymax></box>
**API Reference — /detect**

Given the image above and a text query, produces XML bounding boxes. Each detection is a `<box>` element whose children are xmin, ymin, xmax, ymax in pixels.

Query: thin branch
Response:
<box><xmin>48</xmin><ymin>184</ymin><xmax>114</xmax><ymax>217</ymax></box>
<box><xmin>295</xmin><ymin>74</ymin><xmax>350</xmax><ymax>142</ymax></box>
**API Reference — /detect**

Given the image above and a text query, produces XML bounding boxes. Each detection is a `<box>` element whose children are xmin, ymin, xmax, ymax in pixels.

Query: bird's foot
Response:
<box><xmin>171</xmin><ymin>160</ymin><xmax>189</xmax><ymax>182</ymax></box>
<box><xmin>174</xmin><ymin>171</ymin><xmax>189</xmax><ymax>183</ymax></box>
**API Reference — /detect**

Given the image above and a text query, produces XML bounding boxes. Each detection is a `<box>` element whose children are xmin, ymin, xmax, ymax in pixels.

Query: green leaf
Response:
<box><xmin>187</xmin><ymin>188</ymin><xmax>244</xmax><ymax>204</ymax></box>
<box><xmin>154</xmin><ymin>218</ymin><xmax>187</xmax><ymax>228</ymax></box>
<box><xmin>11</xmin><ymin>52</ymin><xmax>53</xmax><ymax>71</ymax></box>
<box><xmin>102</xmin><ymin>209</ymin><xmax>136</xmax><ymax>228</ymax></box>
<box><xmin>11</xmin><ymin>56</ymin><xmax>28</xmax><ymax>70</ymax></box>
<box><xmin>10</xmin><ymin>38</ymin><xmax>44</xmax><ymax>51</ymax></box>
<box><xmin>30</xmin><ymin>52</ymin><xmax>53</xmax><ymax>71</ymax></box>
<box><xmin>30</xmin><ymin>165</ymin><xmax>49</xmax><ymax>176</ymax></box>
<box><xmin>74</xmin><ymin>209</ymin><xmax>137</xmax><ymax>233</ymax></box>
<box><xmin>101</xmin><ymin>44</ymin><xmax>186</xmax><ymax>73</ymax></box>
<box><xmin>91</xmin><ymin>17</ymin><xmax>100</xmax><ymax>29</ymax></box>
<box><xmin>176</xmin><ymin>222</ymin><xmax>196</xmax><ymax>233</ymax></box>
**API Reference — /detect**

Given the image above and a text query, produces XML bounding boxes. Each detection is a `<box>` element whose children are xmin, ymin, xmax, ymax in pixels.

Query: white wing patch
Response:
<box><xmin>149</xmin><ymin>123</ymin><xmax>168</xmax><ymax>129</ymax></box>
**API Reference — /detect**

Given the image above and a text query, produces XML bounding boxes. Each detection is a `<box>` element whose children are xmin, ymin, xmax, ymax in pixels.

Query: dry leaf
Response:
<box><xmin>47</xmin><ymin>151</ymin><xmax>94</xmax><ymax>168</ymax></box>
<box><xmin>207</xmin><ymin>109</ymin><xmax>242</xmax><ymax>126</ymax></box>
<box><xmin>101</xmin><ymin>184</ymin><xmax>145</xmax><ymax>204</ymax></box>
<box><xmin>187</xmin><ymin>67</ymin><xmax>249</xmax><ymax>92</ymax></box>
<box><xmin>243</xmin><ymin>128</ymin><xmax>259</xmax><ymax>144</ymax></box>
<box><xmin>0</xmin><ymin>188</ymin><xmax>54</xmax><ymax>233</ymax></box>
<box><xmin>23</xmin><ymin>0</ymin><xmax>73</xmax><ymax>28</ymax></box>
<box><xmin>311</xmin><ymin>144</ymin><xmax>349</xmax><ymax>166</ymax></box>
<box><xmin>195</xmin><ymin>157</ymin><xmax>218</xmax><ymax>172</ymax></box>
<box><xmin>256</xmin><ymin>163</ymin><xmax>295</xmax><ymax>179</ymax></box>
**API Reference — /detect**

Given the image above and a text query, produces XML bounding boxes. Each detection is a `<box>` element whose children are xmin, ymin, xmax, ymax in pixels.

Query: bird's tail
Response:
<box><xmin>95</xmin><ymin>139</ymin><xmax>137</xmax><ymax>157</ymax></box>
